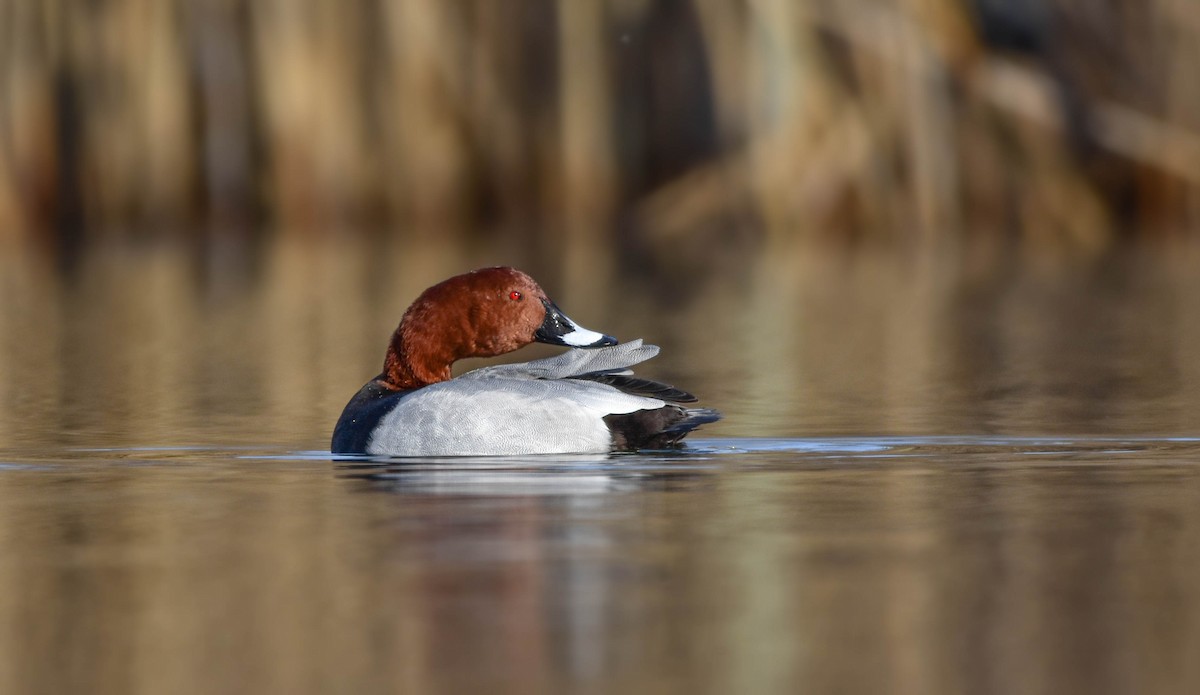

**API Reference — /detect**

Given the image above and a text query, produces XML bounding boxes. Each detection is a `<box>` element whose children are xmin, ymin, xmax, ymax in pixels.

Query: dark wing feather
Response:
<box><xmin>572</xmin><ymin>373</ymin><xmax>698</xmax><ymax>403</ymax></box>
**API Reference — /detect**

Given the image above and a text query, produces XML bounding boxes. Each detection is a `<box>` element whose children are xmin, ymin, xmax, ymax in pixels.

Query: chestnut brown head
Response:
<box><xmin>382</xmin><ymin>267</ymin><xmax>616</xmax><ymax>389</ymax></box>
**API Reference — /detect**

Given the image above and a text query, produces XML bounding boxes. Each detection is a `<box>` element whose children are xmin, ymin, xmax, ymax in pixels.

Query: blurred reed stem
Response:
<box><xmin>1</xmin><ymin>0</ymin><xmax>1198</xmax><ymax>261</ymax></box>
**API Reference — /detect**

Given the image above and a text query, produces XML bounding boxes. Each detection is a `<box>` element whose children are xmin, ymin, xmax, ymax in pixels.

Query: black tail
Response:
<box><xmin>604</xmin><ymin>406</ymin><xmax>722</xmax><ymax>451</ymax></box>
<box><xmin>663</xmin><ymin>408</ymin><xmax>722</xmax><ymax>437</ymax></box>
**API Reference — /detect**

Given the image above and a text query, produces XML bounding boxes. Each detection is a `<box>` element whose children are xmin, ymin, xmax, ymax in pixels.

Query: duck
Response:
<box><xmin>331</xmin><ymin>266</ymin><xmax>721</xmax><ymax>456</ymax></box>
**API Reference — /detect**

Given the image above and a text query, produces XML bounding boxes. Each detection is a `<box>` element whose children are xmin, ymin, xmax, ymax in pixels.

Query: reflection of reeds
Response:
<box><xmin>1</xmin><ymin>0</ymin><xmax>1198</xmax><ymax>252</ymax></box>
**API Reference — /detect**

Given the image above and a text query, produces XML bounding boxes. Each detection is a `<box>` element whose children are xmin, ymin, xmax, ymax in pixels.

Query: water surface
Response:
<box><xmin>2</xmin><ymin>241</ymin><xmax>1200</xmax><ymax>694</ymax></box>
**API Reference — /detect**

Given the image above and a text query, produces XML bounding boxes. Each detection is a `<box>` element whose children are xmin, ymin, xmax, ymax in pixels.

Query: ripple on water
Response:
<box><xmin>2</xmin><ymin>435</ymin><xmax>1198</xmax><ymax>471</ymax></box>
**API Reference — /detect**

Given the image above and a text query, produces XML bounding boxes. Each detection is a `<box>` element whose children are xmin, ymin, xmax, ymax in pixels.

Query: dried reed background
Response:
<box><xmin>2</xmin><ymin>0</ymin><xmax>1199</xmax><ymax>254</ymax></box>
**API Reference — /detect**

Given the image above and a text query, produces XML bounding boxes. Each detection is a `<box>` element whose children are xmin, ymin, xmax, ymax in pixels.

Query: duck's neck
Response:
<box><xmin>381</xmin><ymin>324</ymin><xmax>456</xmax><ymax>390</ymax></box>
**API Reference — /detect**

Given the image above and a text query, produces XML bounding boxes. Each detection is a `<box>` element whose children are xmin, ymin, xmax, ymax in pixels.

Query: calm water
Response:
<box><xmin>2</xmin><ymin>240</ymin><xmax>1200</xmax><ymax>694</ymax></box>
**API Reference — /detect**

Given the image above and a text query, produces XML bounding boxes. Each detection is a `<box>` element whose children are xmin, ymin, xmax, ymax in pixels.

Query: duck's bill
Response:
<box><xmin>535</xmin><ymin>299</ymin><xmax>618</xmax><ymax>348</ymax></box>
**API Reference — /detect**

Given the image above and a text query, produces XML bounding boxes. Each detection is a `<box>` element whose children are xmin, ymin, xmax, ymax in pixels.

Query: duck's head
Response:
<box><xmin>383</xmin><ymin>267</ymin><xmax>616</xmax><ymax>389</ymax></box>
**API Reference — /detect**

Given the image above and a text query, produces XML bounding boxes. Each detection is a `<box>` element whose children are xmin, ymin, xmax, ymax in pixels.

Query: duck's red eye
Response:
<box><xmin>509</xmin><ymin>291</ymin><xmax>522</xmax><ymax>301</ymax></box>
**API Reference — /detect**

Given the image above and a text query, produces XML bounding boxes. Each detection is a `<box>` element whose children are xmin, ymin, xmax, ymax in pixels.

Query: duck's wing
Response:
<box><xmin>461</xmin><ymin>338</ymin><xmax>699</xmax><ymax>404</ymax></box>
<box><xmin>461</xmin><ymin>339</ymin><xmax>659</xmax><ymax>381</ymax></box>
<box><xmin>571</xmin><ymin>373</ymin><xmax>698</xmax><ymax>403</ymax></box>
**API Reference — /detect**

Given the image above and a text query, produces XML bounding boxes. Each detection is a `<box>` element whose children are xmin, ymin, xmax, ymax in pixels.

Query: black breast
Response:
<box><xmin>330</xmin><ymin>378</ymin><xmax>410</xmax><ymax>454</ymax></box>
